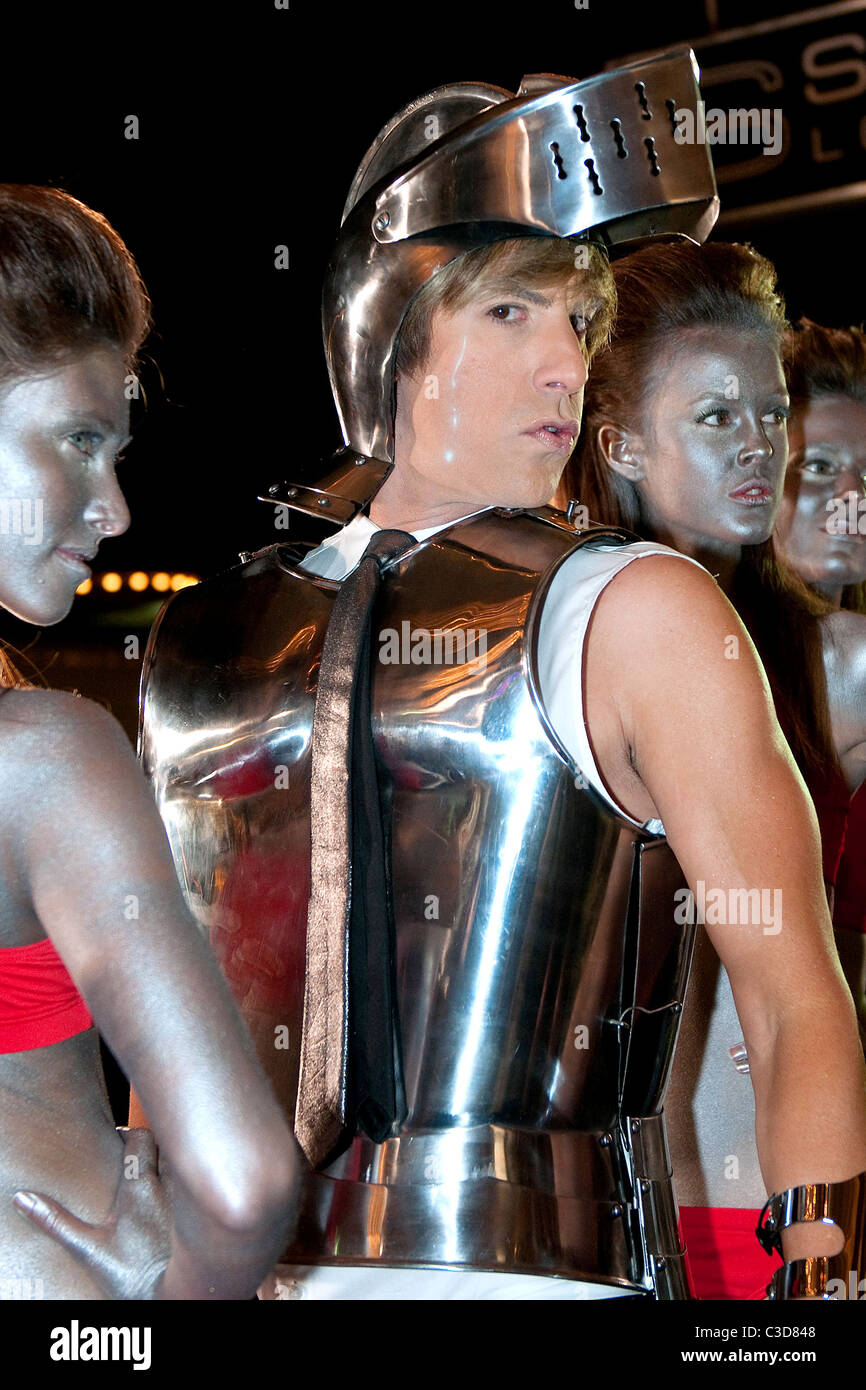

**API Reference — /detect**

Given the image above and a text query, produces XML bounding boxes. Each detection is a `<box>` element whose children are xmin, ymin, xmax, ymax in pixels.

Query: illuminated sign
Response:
<box><xmin>614</xmin><ymin>2</ymin><xmax>866</xmax><ymax>223</ymax></box>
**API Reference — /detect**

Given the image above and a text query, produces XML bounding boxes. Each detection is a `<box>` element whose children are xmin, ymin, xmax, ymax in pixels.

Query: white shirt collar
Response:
<box><xmin>298</xmin><ymin>509</ymin><xmax>487</xmax><ymax>581</ymax></box>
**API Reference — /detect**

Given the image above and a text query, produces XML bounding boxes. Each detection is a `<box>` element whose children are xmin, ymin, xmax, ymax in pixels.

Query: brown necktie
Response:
<box><xmin>295</xmin><ymin>528</ymin><xmax>415</xmax><ymax>1169</ymax></box>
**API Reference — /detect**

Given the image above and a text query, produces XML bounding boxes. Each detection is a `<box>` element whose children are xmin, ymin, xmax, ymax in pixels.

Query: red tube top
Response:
<box><xmin>0</xmin><ymin>937</ymin><xmax>93</xmax><ymax>1053</ymax></box>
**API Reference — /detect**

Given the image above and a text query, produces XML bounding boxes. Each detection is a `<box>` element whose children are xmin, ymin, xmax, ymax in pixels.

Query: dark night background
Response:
<box><xmin>1</xmin><ymin>0</ymin><xmax>864</xmax><ymax>737</ymax></box>
<box><xmin>0</xmin><ymin>0</ymin><xmax>862</xmax><ymax>1289</ymax></box>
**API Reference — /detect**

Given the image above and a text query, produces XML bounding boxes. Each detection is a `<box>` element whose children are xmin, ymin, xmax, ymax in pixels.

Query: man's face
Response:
<box><xmin>774</xmin><ymin>393</ymin><xmax>866</xmax><ymax>593</ymax></box>
<box><xmin>393</xmin><ymin>276</ymin><xmax>591</xmax><ymax>515</ymax></box>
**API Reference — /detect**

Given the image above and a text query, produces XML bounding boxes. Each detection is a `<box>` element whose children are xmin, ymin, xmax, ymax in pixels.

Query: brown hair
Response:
<box><xmin>0</xmin><ymin>186</ymin><xmax>150</xmax><ymax>687</ymax></box>
<box><xmin>0</xmin><ymin>184</ymin><xmax>151</xmax><ymax>385</ymax></box>
<box><xmin>566</xmin><ymin>238</ymin><xmax>835</xmax><ymax>780</ymax></box>
<box><xmin>783</xmin><ymin>317</ymin><xmax>866</xmax><ymax>614</ymax></box>
<box><xmin>395</xmin><ymin>237</ymin><xmax>616</xmax><ymax>380</ymax></box>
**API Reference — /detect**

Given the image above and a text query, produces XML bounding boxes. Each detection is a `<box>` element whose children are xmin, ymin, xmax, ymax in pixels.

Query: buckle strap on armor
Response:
<box><xmin>756</xmin><ymin>1173</ymin><xmax>866</xmax><ymax>1299</ymax></box>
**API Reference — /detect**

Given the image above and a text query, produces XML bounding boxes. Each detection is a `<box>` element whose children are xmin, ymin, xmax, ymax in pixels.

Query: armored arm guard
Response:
<box><xmin>757</xmin><ymin>1174</ymin><xmax>866</xmax><ymax>1299</ymax></box>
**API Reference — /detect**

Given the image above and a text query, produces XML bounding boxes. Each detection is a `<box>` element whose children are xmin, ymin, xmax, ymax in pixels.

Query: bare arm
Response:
<box><xmin>7</xmin><ymin>690</ymin><xmax>300</xmax><ymax>1298</ymax></box>
<box><xmin>586</xmin><ymin>557</ymin><xmax>866</xmax><ymax>1258</ymax></box>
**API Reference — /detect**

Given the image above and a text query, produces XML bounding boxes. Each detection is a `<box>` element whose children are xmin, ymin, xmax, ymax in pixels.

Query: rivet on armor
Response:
<box><xmin>631</xmin><ymin>1118</ymin><xmax>641</xmax><ymax>1132</ymax></box>
<box><xmin>599</xmin><ymin>1132</ymin><xmax>611</xmax><ymax>1147</ymax></box>
<box><xmin>268</xmin><ymin>484</ymin><xmax>280</xmax><ymax>495</ymax></box>
<box><xmin>318</xmin><ymin>497</ymin><xmax>331</xmax><ymax>507</ymax></box>
<box><xmin>374</xmin><ymin>212</ymin><xmax>391</xmax><ymax>232</ymax></box>
<box><xmin>286</xmin><ymin>487</ymin><xmax>298</xmax><ymax>498</ymax></box>
<box><xmin>611</xmin><ymin>1204</ymin><xmax>623</xmax><ymax>1219</ymax></box>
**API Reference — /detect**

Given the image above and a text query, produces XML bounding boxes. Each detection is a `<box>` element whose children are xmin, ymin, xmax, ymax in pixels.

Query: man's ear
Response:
<box><xmin>596</xmin><ymin>423</ymin><xmax>647</xmax><ymax>482</ymax></box>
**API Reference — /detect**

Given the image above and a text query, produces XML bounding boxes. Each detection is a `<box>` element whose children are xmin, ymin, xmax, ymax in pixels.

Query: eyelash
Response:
<box><xmin>68</xmin><ymin>430</ymin><xmax>102</xmax><ymax>456</ymax></box>
<box><xmin>694</xmin><ymin>407</ymin><xmax>789</xmax><ymax>426</ymax></box>
<box><xmin>487</xmin><ymin>303</ymin><xmax>590</xmax><ymax>334</ymax></box>
<box><xmin>802</xmin><ymin>458</ymin><xmax>835</xmax><ymax>475</ymax></box>
<box><xmin>488</xmin><ymin>304</ymin><xmax>527</xmax><ymax>325</ymax></box>
<box><xmin>68</xmin><ymin>431</ymin><xmax>126</xmax><ymax>465</ymax></box>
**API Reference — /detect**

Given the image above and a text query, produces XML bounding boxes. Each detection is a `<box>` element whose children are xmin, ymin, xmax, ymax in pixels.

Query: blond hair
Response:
<box><xmin>395</xmin><ymin>237</ymin><xmax>615</xmax><ymax>380</ymax></box>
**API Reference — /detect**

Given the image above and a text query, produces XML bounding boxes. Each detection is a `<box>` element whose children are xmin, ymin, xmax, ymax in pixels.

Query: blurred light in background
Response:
<box><xmin>76</xmin><ymin>571</ymin><xmax>199</xmax><ymax>597</ymax></box>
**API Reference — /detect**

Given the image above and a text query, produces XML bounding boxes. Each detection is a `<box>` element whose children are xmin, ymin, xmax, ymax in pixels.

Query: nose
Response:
<box><xmin>837</xmin><ymin>463</ymin><xmax>866</xmax><ymax>500</ymax></box>
<box><xmin>83</xmin><ymin>470</ymin><xmax>131</xmax><ymax>541</ymax></box>
<box><xmin>534</xmin><ymin>315</ymin><xmax>588</xmax><ymax>401</ymax></box>
<box><xmin>736</xmin><ymin>417</ymin><xmax>774</xmax><ymax>466</ymax></box>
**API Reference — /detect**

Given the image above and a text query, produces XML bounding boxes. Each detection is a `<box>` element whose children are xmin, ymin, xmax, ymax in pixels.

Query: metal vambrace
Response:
<box><xmin>756</xmin><ymin>1174</ymin><xmax>866</xmax><ymax>1299</ymax></box>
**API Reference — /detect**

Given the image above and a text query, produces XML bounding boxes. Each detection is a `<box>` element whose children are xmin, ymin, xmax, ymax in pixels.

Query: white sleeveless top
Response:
<box><xmin>301</xmin><ymin>515</ymin><xmax>706</xmax><ymax>829</ymax></box>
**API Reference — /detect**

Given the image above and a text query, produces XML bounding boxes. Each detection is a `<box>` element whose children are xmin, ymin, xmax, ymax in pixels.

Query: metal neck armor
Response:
<box><xmin>326</xmin><ymin>50</ymin><xmax>719</xmax><ymax>462</ymax></box>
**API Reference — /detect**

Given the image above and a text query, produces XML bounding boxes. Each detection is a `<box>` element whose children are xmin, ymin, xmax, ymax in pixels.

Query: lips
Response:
<box><xmin>55</xmin><ymin>547</ymin><xmax>95</xmax><ymax>575</ymax></box>
<box><xmin>524</xmin><ymin>419</ymin><xmax>579</xmax><ymax>451</ymax></box>
<box><xmin>728</xmin><ymin>477</ymin><xmax>776</xmax><ymax>505</ymax></box>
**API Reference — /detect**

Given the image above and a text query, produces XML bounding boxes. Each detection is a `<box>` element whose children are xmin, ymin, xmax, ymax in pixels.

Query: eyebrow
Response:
<box><xmin>800</xmin><ymin>443</ymin><xmax>846</xmax><ymax>458</ymax></box>
<box><xmin>479</xmin><ymin>279</ymin><xmax>602</xmax><ymax>317</ymax></box>
<box><xmin>56</xmin><ymin>413</ymin><xmax>130</xmax><ymax>442</ymax></box>
<box><xmin>686</xmin><ymin>392</ymin><xmax>790</xmax><ymax>407</ymax></box>
<box><xmin>480</xmin><ymin>280</ymin><xmax>552</xmax><ymax>307</ymax></box>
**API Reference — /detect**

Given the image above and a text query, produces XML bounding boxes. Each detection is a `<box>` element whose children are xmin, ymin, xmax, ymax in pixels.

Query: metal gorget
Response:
<box><xmin>140</xmin><ymin>507</ymin><xmax>696</xmax><ymax>1296</ymax></box>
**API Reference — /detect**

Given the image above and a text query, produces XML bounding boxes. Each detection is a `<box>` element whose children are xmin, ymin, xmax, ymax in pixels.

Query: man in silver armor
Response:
<box><xmin>139</xmin><ymin>53</ymin><xmax>866</xmax><ymax>1299</ymax></box>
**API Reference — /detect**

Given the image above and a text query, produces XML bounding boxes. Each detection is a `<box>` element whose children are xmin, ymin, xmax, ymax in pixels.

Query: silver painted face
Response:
<box><xmin>325</xmin><ymin>50</ymin><xmax>719</xmax><ymax>463</ymax></box>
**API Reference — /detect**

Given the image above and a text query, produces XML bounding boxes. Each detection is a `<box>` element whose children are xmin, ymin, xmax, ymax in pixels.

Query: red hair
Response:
<box><xmin>566</xmin><ymin>239</ymin><xmax>835</xmax><ymax>779</ymax></box>
<box><xmin>783</xmin><ymin>317</ymin><xmax>866</xmax><ymax>615</ymax></box>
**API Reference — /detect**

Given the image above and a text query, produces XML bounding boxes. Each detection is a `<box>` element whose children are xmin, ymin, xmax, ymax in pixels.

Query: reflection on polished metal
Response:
<box><xmin>326</xmin><ymin>49</ymin><xmax>719</xmax><ymax>462</ymax></box>
<box><xmin>264</xmin><ymin>455</ymin><xmax>393</xmax><ymax>529</ymax></box>
<box><xmin>759</xmin><ymin>1173</ymin><xmax>866</xmax><ymax>1300</ymax></box>
<box><xmin>141</xmin><ymin>508</ymin><xmax>696</xmax><ymax>1295</ymax></box>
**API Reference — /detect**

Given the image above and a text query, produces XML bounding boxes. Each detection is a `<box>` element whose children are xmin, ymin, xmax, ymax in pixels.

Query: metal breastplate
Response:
<box><xmin>141</xmin><ymin>508</ymin><xmax>695</xmax><ymax>1296</ymax></box>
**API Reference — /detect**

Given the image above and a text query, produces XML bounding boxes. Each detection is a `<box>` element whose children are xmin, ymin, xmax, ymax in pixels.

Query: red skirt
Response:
<box><xmin>679</xmin><ymin>1205</ymin><xmax>782</xmax><ymax>1300</ymax></box>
